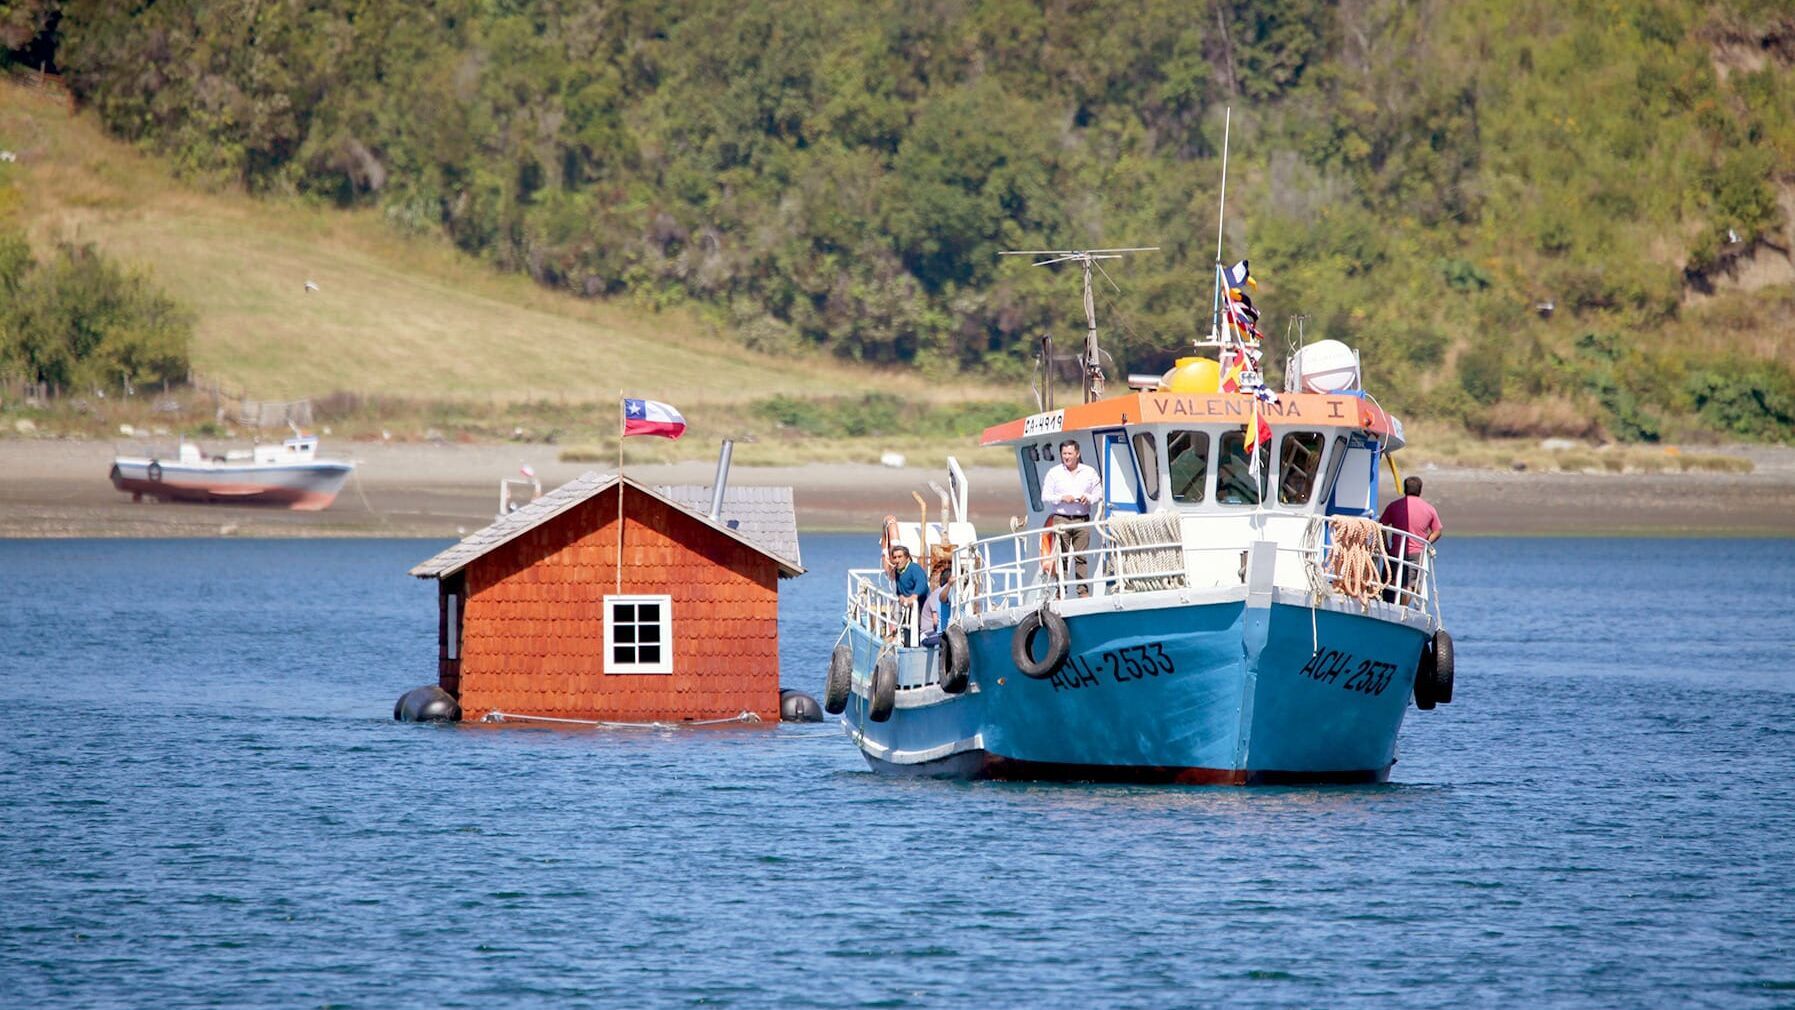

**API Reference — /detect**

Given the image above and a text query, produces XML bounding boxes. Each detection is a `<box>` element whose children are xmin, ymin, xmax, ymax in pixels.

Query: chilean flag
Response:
<box><xmin>623</xmin><ymin>398</ymin><xmax>687</xmax><ymax>439</ymax></box>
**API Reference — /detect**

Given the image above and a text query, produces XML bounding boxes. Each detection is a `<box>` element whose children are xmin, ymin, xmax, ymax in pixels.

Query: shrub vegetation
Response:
<box><xmin>3</xmin><ymin>0</ymin><xmax>1791</xmax><ymax>439</ymax></box>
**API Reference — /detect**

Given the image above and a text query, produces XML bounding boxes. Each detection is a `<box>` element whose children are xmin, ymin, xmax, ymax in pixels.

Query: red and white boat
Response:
<box><xmin>109</xmin><ymin>433</ymin><xmax>354</xmax><ymax>511</ymax></box>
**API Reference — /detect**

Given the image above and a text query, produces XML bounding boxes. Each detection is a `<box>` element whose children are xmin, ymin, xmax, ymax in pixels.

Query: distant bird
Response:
<box><xmin>1535</xmin><ymin>300</ymin><xmax>1555</xmax><ymax>318</ymax></box>
<box><xmin>304</xmin><ymin>280</ymin><xmax>320</xmax><ymax>293</ymax></box>
<box><xmin>1727</xmin><ymin>228</ymin><xmax>1741</xmax><ymax>245</ymax></box>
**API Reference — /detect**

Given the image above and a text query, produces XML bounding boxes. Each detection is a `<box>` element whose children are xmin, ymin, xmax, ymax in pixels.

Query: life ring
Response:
<box><xmin>869</xmin><ymin>652</ymin><xmax>897</xmax><ymax>722</ymax></box>
<box><xmin>939</xmin><ymin>624</ymin><xmax>970</xmax><ymax>694</ymax></box>
<box><xmin>879</xmin><ymin>514</ymin><xmax>901</xmax><ymax>575</ymax></box>
<box><xmin>1011</xmin><ymin>606</ymin><xmax>1070</xmax><ymax>679</ymax></box>
<box><xmin>147</xmin><ymin>460</ymin><xmax>163</xmax><ymax>483</ymax></box>
<box><xmin>1431</xmin><ymin>629</ymin><xmax>1455</xmax><ymax>704</ymax></box>
<box><xmin>1039</xmin><ymin>529</ymin><xmax>1060</xmax><ymax>576</ymax></box>
<box><xmin>824</xmin><ymin>643</ymin><xmax>853</xmax><ymax>714</ymax></box>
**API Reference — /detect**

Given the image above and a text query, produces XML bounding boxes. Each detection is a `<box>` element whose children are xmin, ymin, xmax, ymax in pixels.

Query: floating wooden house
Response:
<box><xmin>409</xmin><ymin>472</ymin><xmax>803</xmax><ymax>724</ymax></box>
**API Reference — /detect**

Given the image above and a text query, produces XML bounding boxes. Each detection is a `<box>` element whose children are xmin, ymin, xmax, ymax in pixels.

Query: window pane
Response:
<box><xmin>638</xmin><ymin>645</ymin><xmax>661</xmax><ymax>664</ymax></box>
<box><xmin>613</xmin><ymin>645</ymin><xmax>636</xmax><ymax>664</ymax></box>
<box><xmin>1166</xmin><ymin>430</ymin><xmax>1209</xmax><ymax>503</ymax></box>
<box><xmin>613</xmin><ymin>603</ymin><xmax>635</xmax><ymax>623</ymax></box>
<box><xmin>1131</xmin><ymin>432</ymin><xmax>1160</xmax><ymax>500</ymax></box>
<box><xmin>1215</xmin><ymin>431</ymin><xmax>1265</xmax><ymax>506</ymax></box>
<box><xmin>638</xmin><ymin>624</ymin><xmax>660</xmax><ymax>644</ymax></box>
<box><xmin>614</xmin><ymin>625</ymin><xmax>636</xmax><ymax>644</ymax></box>
<box><xmin>1319</xmin><ymin>435</ymin><xmax>1349</xmax><ymax>507</ymax></box>
<box><xmin>1019</xmin><ymin>448</ymin><xmax>1043</xmax><ymax>512</ymax></box>
<box><xmin>637</xmin><ymin>603</ymin><xmax>660</xmax><ymax>622</ymax></box>
<box><xmin>1277</xmin><ymin>432</ymin><xmax>1328</xmax><ymax>505</ymax></box>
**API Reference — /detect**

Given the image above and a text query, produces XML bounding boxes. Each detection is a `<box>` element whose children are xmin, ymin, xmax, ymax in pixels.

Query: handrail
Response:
<box><xmin>844</xmin><ymin>512</ymin><xmax>1443</xmax><ymax>638</ymax></box>
<box><xmin>947</xmin><ymin>514</ymin><xmax>1215</xmax><ymax>613</ymax></box>
<box><xmin>844</xmin><ymin>568</ymin><xmax>921</xmax><ymax>644</ymax></box>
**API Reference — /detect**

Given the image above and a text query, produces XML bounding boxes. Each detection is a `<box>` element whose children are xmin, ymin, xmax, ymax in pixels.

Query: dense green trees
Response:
<box><xmin>0</xmin><ymin>230</ymin><xmax>193</xmax><ymax>391</ymax></box>
<box><xmin>6</xmin><ymin>0</ymin><xmax>1792</xmax><ymax>437</ymax></box>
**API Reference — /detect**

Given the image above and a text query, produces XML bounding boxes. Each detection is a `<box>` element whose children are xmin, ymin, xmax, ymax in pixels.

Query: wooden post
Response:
<box><xmin>616</xmin><ymin>391</ymin><xmax>625</xmax><ymax>593</ymax></box>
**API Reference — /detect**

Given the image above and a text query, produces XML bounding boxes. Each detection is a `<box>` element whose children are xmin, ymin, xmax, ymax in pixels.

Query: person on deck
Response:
<box><xmin>1378</xmin><ymin>476</ymin><xmax>1443</xmax><ymax>604</ymax></box>
<box><xmin>919</xmin><ymin>561</ymin><xmax>954</xmax><ymax>647</ymax></box>
<box><xmin>1039</xmin><ymin>439</ymin><xmax>1103</xmax><ymax>597</ymax></box>
<box><xmin>889</xmin><ymin>544</ymin><xmax>929</xmax><ymax>641</ymax></box>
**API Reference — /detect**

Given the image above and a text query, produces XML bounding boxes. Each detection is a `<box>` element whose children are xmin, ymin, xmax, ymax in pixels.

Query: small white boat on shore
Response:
<box><xmin>109</xmin><ymin>432</ymin><xmax>354</xmax><ymax>511</ymax></box>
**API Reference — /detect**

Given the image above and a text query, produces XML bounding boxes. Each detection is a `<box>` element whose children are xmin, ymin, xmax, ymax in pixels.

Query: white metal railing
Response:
<box><xmin>948</xmin><ymin>514</ymin><xmax>1230</xmax><ymax>614</ymax></box>
<box><xmin>1289</xmin><ymin>519</ymin><xmax>1441</xmax><ymax>620</ymax></box>
<box><xmin>844</xmin><ymin>513</ymin><xmax>1442</xmax><ymax>641</ymax></box>
<box><xmin>844</xmin><ymin>568</ymin><xmax>923</xmax><ymax>645</ymax></box>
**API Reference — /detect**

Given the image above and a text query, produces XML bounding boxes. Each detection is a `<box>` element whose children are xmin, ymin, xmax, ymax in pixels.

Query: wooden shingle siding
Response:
<box><xmin>454</xmin><ymin>484</ymin><xmax>780</xmax><ymax>723</ymax></box>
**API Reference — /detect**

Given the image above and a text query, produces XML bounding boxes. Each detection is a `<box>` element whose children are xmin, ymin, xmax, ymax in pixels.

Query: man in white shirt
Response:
<box><xmin>1039</xmin><ymin>439</ymin><xmax>1103</xmax><ymax>596</ymax></box>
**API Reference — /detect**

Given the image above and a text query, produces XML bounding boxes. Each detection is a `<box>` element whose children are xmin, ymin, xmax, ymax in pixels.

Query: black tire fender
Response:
<box><xmin>1414</xmin><ymin>638</ymin><xmax>1437</xmax><ymax>711</ymax></box>
<box><xmin>1432</xmin><ymin>629</ymin><xmax>1454</xmax><ymax>704</ymax></box>
<box><xmin>868</xmin><ymin>653</ymin><xmax>897</xmax><ymax>722</ymax></box>
<box><xmin>939</xmin><ymin>624</ymin><xmax>970</xmax><ymax>694</ymax></box>
<box><xmin>824</xmin><ymin>643</ymin><xmax>852</xmax><ymax>715</ymax></box>
<box><xmin>147</xmin><ymin>460</ymin><xmax>163</xmax><ymax>483</ymax></box>
<box><xmin>1011</xmin><ymin>607</ymin><xmax>1071</xmax><ymax>680</ymax></box>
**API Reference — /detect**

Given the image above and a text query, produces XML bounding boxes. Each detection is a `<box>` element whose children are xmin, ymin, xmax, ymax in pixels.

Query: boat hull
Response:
<box><xmin>841</xmin><ymin>592</ymin><xmax>1429</xmax><ymax>785</ymax></box>
<box><xmin>110</xmin><ymin>459</ymin><xmax>353</xmax><ymax>511</ymax></box>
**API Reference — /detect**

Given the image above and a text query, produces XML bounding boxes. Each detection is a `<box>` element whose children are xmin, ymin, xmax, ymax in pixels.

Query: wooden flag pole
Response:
<box><xmin>616</xmin><ymin>391</ymin><xmax>625</xmax><ymax>593</ymax></box>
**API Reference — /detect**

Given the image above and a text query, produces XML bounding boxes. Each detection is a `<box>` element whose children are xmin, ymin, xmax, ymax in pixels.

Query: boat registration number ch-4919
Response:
<box><xmin>1047</xmin><ymin>644</ymin><xmax>1176</xmax><ymax>692</ymax></box>
<box><xmin>1022</xmin><ymin>409</ymin><xmax>1065</xmax><ymax>437</ymax></box>
<box><xmin>1298</xmin><ymin>648</ymin><xmax>1399</xmax><ymax>697</ymax></box>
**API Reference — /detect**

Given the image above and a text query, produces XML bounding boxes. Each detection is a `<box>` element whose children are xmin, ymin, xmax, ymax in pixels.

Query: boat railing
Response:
<box><xmin>844</xmin><ymin>568</ymin><xmax>922</xmax><ymax>645</ymax></box>
<box><xmin>1287</xmin><ymin>520</ymin><xmax>1441</xmax><ymax>621</ymax></box>
<box><xmin>848</xmin><ymin>514</ymin><xmax>1442</xmax><ymax>632</ymax></box>
<box><xmin>948</xmin><ymin>513</ymin><xmax>1229</xmax><ymax>614</ymax></box>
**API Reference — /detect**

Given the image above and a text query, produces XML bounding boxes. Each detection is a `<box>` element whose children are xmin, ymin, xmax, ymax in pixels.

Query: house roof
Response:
<box><xmin>409</xmin><ymin>472</ymin><xmax>803</xmax><ymax>580</ymax></box>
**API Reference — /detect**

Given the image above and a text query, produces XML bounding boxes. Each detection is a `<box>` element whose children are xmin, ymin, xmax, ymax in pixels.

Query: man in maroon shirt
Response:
<box><xmin>1378</xmin><ymin>476</ymin><xmax>1443</xmax><ymax>604</ymax></box>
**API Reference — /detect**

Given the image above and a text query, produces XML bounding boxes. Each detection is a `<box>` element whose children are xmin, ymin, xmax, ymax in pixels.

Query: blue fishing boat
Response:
<box><xmin>826</xmin><ymin>240</ymin><xmax>1456</xmax><ymax>784</ymax></box>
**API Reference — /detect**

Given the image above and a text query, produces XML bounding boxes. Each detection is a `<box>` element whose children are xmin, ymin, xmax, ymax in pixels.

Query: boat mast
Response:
<box><xmin>1000</xmin><ymin>247</ymin><xmax>1157</xmax><ymax>403</ymax></box>
<box><xmin>1204</xmin><ymin>106</ymin><xmax>1234</xmax><ymax>358</ymax></box>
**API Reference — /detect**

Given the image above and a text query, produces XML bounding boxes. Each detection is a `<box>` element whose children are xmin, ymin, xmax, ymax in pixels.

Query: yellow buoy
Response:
<box><xmin>1159</xmin><ymin>356</ymin><xmax>1221</xmax><ymax>393</ymax></box>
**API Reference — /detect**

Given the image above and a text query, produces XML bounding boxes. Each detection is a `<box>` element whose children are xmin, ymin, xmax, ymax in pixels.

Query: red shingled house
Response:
<box><xmin>409</xmin><ymin>472</ymin><xmax>803</xmax><ymax>723</ymax></box>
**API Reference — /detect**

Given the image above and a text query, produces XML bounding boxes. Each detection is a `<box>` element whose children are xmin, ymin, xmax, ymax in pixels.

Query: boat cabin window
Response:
<box><xmin>605</xmin><ymin>595</ymin><xmax>673</xmax><ymax>674</ymax></box>
<box><xmin>1018</xmin><ymin>448</ymin><xmax>1044</xmax><ymax>512</ymax></box>
<box><xmin>1318</xmin><ymin>434</ymin><xmax>1349</xmax><ymax>507</ymax></box>
<box><xmin>1216</xmin><ymin>431</ymin><xmax>1268</xmax><ymax>506</ymax></box>
<box><xmin>1131</xmin><ymin>432</ymin><xmax>1160</xmax><ymax>500</ymax></box>
<box><xmin>1166</xmin><ymin>430</ymin><xmax>1210</xmax><ymax>503</ymax></box>
<box><xmin>1276</xmin><ymin>432</ymin><xmax>1328</xmax><ymax>505</ymax></box>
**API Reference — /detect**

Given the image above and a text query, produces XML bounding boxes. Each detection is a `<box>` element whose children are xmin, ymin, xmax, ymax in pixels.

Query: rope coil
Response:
<box><xmin>1323</xmin><ymin>516</ymin><xmax>1388</xmax><ymax>608</ymax></box>
<box><xmin>1106</xmin><ymin>511</ymin><xmax>1186</xmax><ymax>591</ymax></box>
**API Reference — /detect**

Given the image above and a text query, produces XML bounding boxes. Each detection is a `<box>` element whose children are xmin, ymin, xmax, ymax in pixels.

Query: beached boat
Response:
<box><xmin>828</xmin><ymin>246</ymin><xmax>1456</xmax><ymax>784</ymax></box>
<box><xmin>109</xmin><ymin>432</ymin><xmax>354</xmax><ymax>510</ymax></box>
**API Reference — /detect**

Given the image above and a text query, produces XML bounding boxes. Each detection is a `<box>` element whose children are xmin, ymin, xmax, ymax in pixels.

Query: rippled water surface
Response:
<box><xmin>3</xmin><ymin>536</ymin><xmax>1793</xmax><ymax>1009</ymax></box>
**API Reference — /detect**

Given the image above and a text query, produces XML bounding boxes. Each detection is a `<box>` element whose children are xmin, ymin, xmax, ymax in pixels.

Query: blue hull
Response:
<box><xmin>843</xmin><ymin>596</ymin><xmax>1429</xmax><ymax>784</ymax></box>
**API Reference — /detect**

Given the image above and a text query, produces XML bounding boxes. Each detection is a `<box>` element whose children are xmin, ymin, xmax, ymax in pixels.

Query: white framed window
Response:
<box><xmin>444</xmin><ymin>592</ymin><xmax>460</xmax><ymax>660</ymax></box>
<box><xmin>604</xmin><ymin>595</ymin><xmax>672</xmax><ymax>674</ymax></box>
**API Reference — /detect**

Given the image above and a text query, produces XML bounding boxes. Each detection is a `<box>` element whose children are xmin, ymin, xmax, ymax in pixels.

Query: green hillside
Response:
<box><xmin>0</xmin><ymin>84</ymin><xmax>1004</xmax><ymax>410</ymax></box>
<box><xmin>3</xmin><ymin>0</ymin><xmax>1794</xmax><ymax>443</ymax></box>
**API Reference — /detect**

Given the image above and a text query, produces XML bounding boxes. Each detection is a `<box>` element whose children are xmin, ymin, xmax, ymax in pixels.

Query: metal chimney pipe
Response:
<box><xmin>708</xmin><ymin>439</ymin><xmax>734</xmax><ymax>519</ymax></box>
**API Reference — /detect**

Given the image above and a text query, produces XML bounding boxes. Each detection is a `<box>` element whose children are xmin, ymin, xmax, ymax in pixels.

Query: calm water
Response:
<box><xmin>3</xmin><ymin>536</ymin><xmax>1793</xmax><ymax>1009</ymax></box>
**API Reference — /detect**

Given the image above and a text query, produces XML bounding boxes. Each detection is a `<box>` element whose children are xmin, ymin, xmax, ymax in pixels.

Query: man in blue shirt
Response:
<box><xmin>889</xmin><ymin>545</ymin><xmax>928</xmax><ymax>643</ymax></box>
<box><xmin>891</xmin><ymin>545</ymin><xmax>928</xmax><ymax>603</ymax></box>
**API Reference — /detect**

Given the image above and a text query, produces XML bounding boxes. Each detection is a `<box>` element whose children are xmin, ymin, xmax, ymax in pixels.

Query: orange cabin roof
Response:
<box><xmin>980</xmin><ymin>391</ymin><xmax>1395</xmax><ymax>446</ymax></box>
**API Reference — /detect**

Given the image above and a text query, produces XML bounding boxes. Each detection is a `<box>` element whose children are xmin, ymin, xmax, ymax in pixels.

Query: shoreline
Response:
<box><xmin>1</xmin><ymin>438</ymin><xmax>1792</xmax><ymax>539</ymax></box>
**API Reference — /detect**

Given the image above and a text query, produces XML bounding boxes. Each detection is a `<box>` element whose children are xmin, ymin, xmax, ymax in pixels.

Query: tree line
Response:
<box><xmin>3</xmin><ymin>0</ymin><xmax>1792</xmax><ymax>438</ymax></box>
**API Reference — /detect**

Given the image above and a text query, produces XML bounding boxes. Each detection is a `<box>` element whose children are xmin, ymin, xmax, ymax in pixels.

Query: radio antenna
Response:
<box><xmin>1000</xmin><ymin>247</ymin><xmax>1157</xmax><ymax>403</ymax></box>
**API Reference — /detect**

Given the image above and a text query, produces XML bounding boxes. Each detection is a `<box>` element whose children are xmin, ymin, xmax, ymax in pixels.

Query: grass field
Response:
<box><xmin>0</xmin><ymin>82</ymin><xmax>1762</xmax><ymax>474</ymax></box>
<box><xmin>0</xmin><ymin>82</ymin><xmax>1006</xmax><ymax>421</ymax></box>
